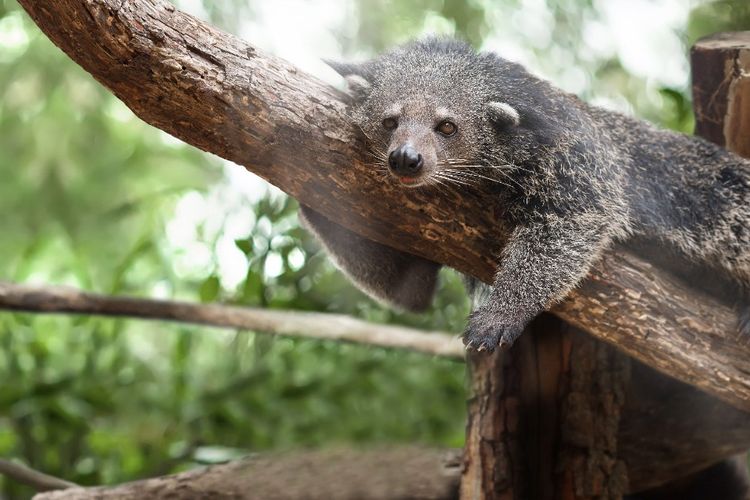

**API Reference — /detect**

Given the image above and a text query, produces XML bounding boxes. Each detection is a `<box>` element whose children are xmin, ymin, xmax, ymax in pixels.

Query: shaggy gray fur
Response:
<box><xmin>300</xmin><ymin>38</ymin><xmax>750</xmax><ymax>351</ymax></box>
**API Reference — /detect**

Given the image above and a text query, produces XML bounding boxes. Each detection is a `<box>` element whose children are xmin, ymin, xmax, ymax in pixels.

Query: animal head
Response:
<box><xmin>327</xmin><ymin>38</ymin><xmax>547</xmax><ymax>189</ymax></box>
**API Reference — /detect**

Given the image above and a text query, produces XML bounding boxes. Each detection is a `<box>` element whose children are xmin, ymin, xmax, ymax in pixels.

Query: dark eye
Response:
<box><xmin>382</xmin><ymin>117</ymin><xmax>398</xmax><ymax>130</ymax></box>
<box><xmin>436</xmin><ymin>120</ymin><xmax>457</xmax><ymax>136</ymax></box>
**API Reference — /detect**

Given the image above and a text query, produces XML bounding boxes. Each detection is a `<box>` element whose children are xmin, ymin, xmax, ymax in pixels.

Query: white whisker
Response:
<box><xmin>442</xmin><ymin>169</ymin><xmax>513</xmax><ymax>190</ymax></box>
<box><xmin>435</xmin><ymin>172</ymin><xmax>476</xmax><ymax>188</ymax></box>
<box><xmin>443</xmin><ymin>165</ymin><xmax>524</xmax><ymax>189</ymax></box>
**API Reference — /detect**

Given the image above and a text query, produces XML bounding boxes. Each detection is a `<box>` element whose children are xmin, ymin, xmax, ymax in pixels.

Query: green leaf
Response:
<box><xmin>234</xmin><ymin>238</ymin><xmax>252</xmax><ymax>255</ymax></box>
<box><xmin>199</xmin><ymin>276</ymin><xmax>221</xmax><ymax>303</ymax></box>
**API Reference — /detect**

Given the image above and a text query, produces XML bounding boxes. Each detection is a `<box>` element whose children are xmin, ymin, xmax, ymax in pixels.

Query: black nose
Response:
<box><xmin>388</xmin><ymin>144</ymin><xmax>424</xmax><ymax>176</ymax></box>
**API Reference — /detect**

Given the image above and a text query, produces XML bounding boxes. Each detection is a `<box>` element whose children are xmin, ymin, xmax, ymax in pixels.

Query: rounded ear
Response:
<box><xmin>486</xmin><ymin>101</ymin><xmax>521</xmax><ymax>127</ymax></box>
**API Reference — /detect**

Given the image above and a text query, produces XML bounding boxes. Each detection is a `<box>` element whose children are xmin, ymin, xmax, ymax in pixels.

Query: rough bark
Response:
<box><xmin>625</xmin><ymin>454</ymin><xmax>750</xmax><ymax>500</ymax></box>
<box><xmin>461</xmin><ymin>316</ymin><xmax>629</xmax><ymax>500</ymax></box>
<box><xmin>31</xmin><ymin>447</ymin><xmax>462</xmax><ymax>500</ymax></box>
<box><xmin>620</xmin><ymin>361</ymin><xmax>750</xmax><ymax>492</ymax></box>
<box><xmin>0</xmin><ymin>282</ymin><xmax>464</xmax><ymax>359</ymax></box>
<box><xmin>15</xmin><ymin>1</ymin><xmax>750</xmax><ymax>411</ymax></box>
<box><xmin>458</xmin><ymin>324</ymin><xmax>750</xmax><ymax>497</ymax></box>
<box><xmin>459</xmin><ymin>327</ymin><xmax>750</xmax><ymax>497</ymax></box>
<box><xmin>692</xmin><ymin>31</ymin><xmax>750</xmax><ymax>156</ymax></box>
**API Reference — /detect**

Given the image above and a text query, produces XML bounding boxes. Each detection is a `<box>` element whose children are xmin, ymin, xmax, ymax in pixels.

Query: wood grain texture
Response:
<box><xmin>620</xmin><ymin>360</ymin><xmax>750</xmax><ymax>492</ymax></box>
<box><xmin>14</xmin><ymin>3</ymin><xmax>750</xmax><ymax>410</ymax></box>
<box><xmin>460</xmin><ymin>317</ymin><xmax>629</xmax><ymax>500</ymax></box>
<box><xmin>693</xmin><ymin>31</ymin><xmax>750</xmax><ymax>156</ymax></box>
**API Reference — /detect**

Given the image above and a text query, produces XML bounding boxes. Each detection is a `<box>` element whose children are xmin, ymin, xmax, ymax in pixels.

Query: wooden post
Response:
<box><xmin>692</xmin><ymin>32</ymin><xmax>750</xmax><ymax>155</ymax></box>
<box><xmin>461</xmin><ymin>316</ymin><xmax>630</xmax><ymax>499</ymax></box>
<box><xmin>461</xmin><ymin>31</ymin><xmax>750</xmax><ymax>500</ymax></box>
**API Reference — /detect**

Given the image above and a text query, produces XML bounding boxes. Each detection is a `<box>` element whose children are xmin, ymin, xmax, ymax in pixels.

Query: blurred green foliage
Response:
<box><xmin>0</xmin><ymin>0</ymin><xmax>749</xmax><ymax>498</ymax></box>
<box><xmin>689</xmin><ymin>0</ymin><xmax>750</xmax><ymax>43</ymax></box>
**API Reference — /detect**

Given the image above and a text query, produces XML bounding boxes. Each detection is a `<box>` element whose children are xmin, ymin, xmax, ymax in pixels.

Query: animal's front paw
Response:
<box><xmin>462</xmin><ymin>308</ymin><xmax>524</xmax><ymax>352</ymax></box>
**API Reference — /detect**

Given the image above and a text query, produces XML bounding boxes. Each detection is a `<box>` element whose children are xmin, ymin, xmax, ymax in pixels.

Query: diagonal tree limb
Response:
<box><xmin>0</xmin><ymin>282</ymin><xmax>464</xmax><ymax>359</ymax></box>
<box><xmin>0</xmin><ymin>459</ymin><xmax>77</xmax><ymax>492</ymax></box>
<box><xmin>14</xmin><ymin>0</ymin><xmax>750</xmax><ymax>411</ymax></box>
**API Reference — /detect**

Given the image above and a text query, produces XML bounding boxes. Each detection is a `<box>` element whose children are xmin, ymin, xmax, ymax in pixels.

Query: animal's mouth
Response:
<box><xmin>398</xmin><ymin>175</ymin><xmax>424</xmax><ymax>187</ymax></box>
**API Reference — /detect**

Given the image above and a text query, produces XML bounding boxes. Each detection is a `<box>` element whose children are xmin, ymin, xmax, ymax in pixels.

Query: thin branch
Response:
<box><xmin>0</xmin><ymin>459</ymin><xmax>77</xmax><ymax>492</ymax></box>
<box><xmin>0</xmin><ymin>282</ymin><xmax>464</xmax><ymax>359</ymax></box>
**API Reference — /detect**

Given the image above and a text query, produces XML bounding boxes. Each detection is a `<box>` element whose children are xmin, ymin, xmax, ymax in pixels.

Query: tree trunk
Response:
<box><xmin>14</xmin><ymin>0</ymin><xmax>750</xmax><ymax>412</ymax></box>
<box><xmin>461</xmin><ymin>317</ymin><xmax>629</xmax><ymax>500</ymax></box>
<box><xmin>461</xmin><ymin>30</ymin><xmax>750</xmax><ymax>500</ymax></box>
<box><xmin>692</xmin><ymin>31</ymin><xmax>750</xmax><ymax>156</ymax></box>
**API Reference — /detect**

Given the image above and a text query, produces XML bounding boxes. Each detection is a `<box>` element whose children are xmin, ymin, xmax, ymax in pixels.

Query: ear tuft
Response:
<box><xmin>344</xmin><ymin>74</ymin><xmax>372</xmax><ymax>100</ymax></box>
<box><xmin>487</xmin><ymin>102</ymin><xmax>521</xmax><ymax>127</ymax></box>
<box><xmin>323</xmin><ymin>59</ymin><xmax>361</xmax><ymax>77</ymax></box>
<box><xmin>324</xmin><ymin>59</ymin><xmax>372</xmax><ymax>100</ymax></box>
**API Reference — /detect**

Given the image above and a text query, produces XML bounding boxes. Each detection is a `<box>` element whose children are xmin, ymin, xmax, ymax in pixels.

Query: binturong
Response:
<box><xmin>299</xmin><ymin>38</ymin><xmax>750</xmax><ymax>352</ymax></box>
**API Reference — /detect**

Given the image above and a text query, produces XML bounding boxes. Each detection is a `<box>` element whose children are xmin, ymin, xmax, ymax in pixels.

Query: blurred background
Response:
<box><xmin>0</xmin><ymin>0</ymin><xmax>749</xmax><ymax>497</ymax></box>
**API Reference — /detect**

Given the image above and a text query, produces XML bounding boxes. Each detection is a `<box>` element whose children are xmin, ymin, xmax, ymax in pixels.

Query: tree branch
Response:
<box><xmin>0</xmin><ymin>459</ymin><xmax>77</xmax><ymax>492</ymax></box>
<box><xmin>14</xmin><ymin>0</ymin><xmax>750</xmax><ymax>411</ymax></box>
<box><xmin>0</xmin><ymin>282</ymin><xmax>464</xmax><ymax>359</ymax></box>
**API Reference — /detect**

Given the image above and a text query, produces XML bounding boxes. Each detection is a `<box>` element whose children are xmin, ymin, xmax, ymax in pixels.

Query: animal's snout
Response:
<box><xmin>388</xmin><ymin>144</ymin><xmax>424</xmax><ymax>177</ymax></box>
